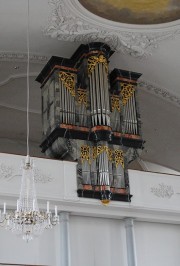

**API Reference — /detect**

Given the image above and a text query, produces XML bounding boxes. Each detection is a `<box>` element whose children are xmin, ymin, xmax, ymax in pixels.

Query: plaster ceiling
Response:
<box><xmin>0</xmin><ymin>0</ymin><xmax>180</xmax><ymax>172</ymax></box>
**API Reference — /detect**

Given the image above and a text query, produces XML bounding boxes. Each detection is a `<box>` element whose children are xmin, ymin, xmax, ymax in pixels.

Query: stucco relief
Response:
<box><xmin>0</xmin><ymin>163</ymin><xmax>14</xmax><ymax>180</ymax></box>
<box><xmin>0</xmin><ymin>162</ymin><xmax>53</xmax><ymax>184</ymax></box>
<box><xmin>138</xmin><ymin>80</ymin><xmax>180</xmax><ymax>106</ymax></box>
<box><xmin>0</xmin><ymin>52</ymin><xmax>48</xmax><ymax>63</ymax></box>
<box><xmin>44</xmin><ymin>0</ymin><xmax>180</xmax><ymax>58</ymax></box>
<box><xmin>151</xmin><ymin>183</ymin><xmax>174</xmax><ymax>199</ymax></box>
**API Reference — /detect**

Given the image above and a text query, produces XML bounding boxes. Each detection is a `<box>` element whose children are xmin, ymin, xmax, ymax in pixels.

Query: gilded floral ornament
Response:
<box><xmin>121</xmin><ymin>83</ymin><xmax>135</xmax><ymax>105</ymax></box>
<box><xmin>97</xmin><ymin>146</ymin><xmax>113</xmax><ymax>161</ymax></box>
<box><xmin>81</xmin><ymin>145</ymin><xmax>91</xmax><ymax>163</ymax></box>
<box><xmin>59</xmin><ymin>71</ymin><xmax>75</xmax><ymax>97</ymax></box>
<box><xmin>77</xmin><ymin>88</ymin><xmax>88</xmax><ymax>107</ymax></box>
<box><xmin>114</xmin><ymin>150</ymin><xmax>124</xmax><ymax>168</ymax></box>
<box><xmin>88</xmin><ymin>55</ymin><xmax>108</xmax><ymax>75</ymax></box>
<box><xmin>111</xmin><ymin>95</ymin><xmax>120</xmax><ymax>112</ymax></box>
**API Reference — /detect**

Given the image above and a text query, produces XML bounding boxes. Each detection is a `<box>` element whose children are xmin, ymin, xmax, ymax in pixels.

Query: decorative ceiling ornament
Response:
<box><xmin>0</xmin><ymin>52</ymin><xmax>48</xmax><ymax>63</ymax></box>
<box><xmin>138</xmin><ymin>79</ymin><xmax>180</xmax><ymax>106</ymax></box>
<box><xmin>44</xmin><ymin>0</ymin><xmax>180</xmax><ymax>58</ymax></box>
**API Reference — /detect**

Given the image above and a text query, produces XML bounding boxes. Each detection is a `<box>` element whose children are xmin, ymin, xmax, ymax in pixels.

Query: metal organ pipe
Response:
<box><xmin>88</xmin><ymin>55</ymin><xmax>110</xmax><ymax>127</ymax></box>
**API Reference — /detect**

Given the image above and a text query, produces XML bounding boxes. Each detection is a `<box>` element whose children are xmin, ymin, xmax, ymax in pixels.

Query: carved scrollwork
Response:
<box><xmin>97</xmin><ymin>146</ymin><xmax>113</xmax><ymax>161</ymax></box>
<box><xmin>59</xmin><ymin>71</ymin><xmax>75</xmax><ymax>96</ymax></box>
<box><xmin>88</xmin><ymin>55</ymin><xmax>108</xmax><ymax>75</ymax></box>
<box><xmin>114</xmin><ymin>150</ymin><xmax>124</xmax><ymax>168</ymax></box>
<box><xmin>121</xmin><ymin>83</ymin><xmax>135</xmax><ymax>105</ymax></box>
<box><xmin>77</xmin><ymin>88</ymin><xmax>88</xmax><ymax>107</ymax></box>
<box><xmin>111</xmin><ymin>95</ymin><xmax>120</xmax><ymax>112</ymax></box>
<box><xmin>81</xmin><ymin>145</ymin><xmax>90</xmax><ymax>163</ymax></box>
<box><xmin>92</xmin><ymin>146</ymin><xmax>97</xmax><ymax>160</ymax></box>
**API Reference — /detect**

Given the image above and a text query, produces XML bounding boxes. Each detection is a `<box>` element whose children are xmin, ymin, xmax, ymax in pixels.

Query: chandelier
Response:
<box><xmin>0</xmin><ymin>0</ymin><xmax>59</xmax><ymax>242</ymax></box>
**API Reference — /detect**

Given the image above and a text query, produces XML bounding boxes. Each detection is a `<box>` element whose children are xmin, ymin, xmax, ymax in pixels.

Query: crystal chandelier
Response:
<box><xmin>0</xmin><ymin>0</ymin><xmax>59</xmax><ymax>242</ymax></box>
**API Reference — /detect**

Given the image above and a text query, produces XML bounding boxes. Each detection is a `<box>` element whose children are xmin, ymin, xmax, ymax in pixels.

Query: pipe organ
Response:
<box><xmin>36</xmin><ymin>42</ymin><xmax>143</xmax><ymax>204</ymax></box>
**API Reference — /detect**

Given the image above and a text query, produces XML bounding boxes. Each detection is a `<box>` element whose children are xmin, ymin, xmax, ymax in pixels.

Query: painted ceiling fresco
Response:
<box><xmin>79</xmin><ymin>0</ymin><xmax>180</xmax><ymax>25</ymax></box>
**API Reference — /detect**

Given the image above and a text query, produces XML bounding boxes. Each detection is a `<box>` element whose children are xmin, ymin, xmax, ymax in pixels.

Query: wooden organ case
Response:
<box><xmin>36</xmin><ymin>43</ymin><xmax>144</xmax><ymax>204</ymax></box>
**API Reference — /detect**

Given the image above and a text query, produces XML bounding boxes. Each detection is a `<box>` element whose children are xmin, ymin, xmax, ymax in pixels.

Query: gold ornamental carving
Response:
<box><xmin>97</xmin><ymin>146</ymin><xmax>113</xmax><ymax>161</ymax></box>
<box><xmin>111</xmin><ymin>95</ymin><xmax>120</xmax><ymax>112</ymax></box>
<box><xmin>120</xmin><ymin>83</ymin><xmax>135</xmax><ymax>105</ymax></box>
<box><xmin>81</xmin><ymin>145</ymin><xmax>90</xmax><ymax>163</ymax></box>
<box><xmin>114</xmin><ymin>149</ymin><xmax>124</xmax><ymax>168</ymax></box>
<box><xmin>77</xmin><ymin>88</ymin><xmax>88</xmax><ymax>107</ymax></box>
<box><xmin>59</xmin><ymin>71</ymin><xmax>75</xmax><ymax>97</ymax></box>
<box><xmin>88</xmin><ymin>55</ymin><xmax>108</xmax><ymax>75</ymax></box>
<box><xmin>92</xmin><ymin>146</ymin><xmax>98</xmax><ymax>160</ymax></box>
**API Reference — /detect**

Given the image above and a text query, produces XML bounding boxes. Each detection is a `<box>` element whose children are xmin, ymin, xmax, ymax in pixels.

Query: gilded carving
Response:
<box><xmin>81</xmin><ymin>145</ymin><xmax>90</xmax><ymax>163</ymax></box>
<box><xmin>114</xmin><ymin>149</ymin><xmax>124</xmax><ymax>168</ymax></box>
<box><xmin>121</xmin><ymin>83</ymin><xmax>135</xmax><ymax>105</ymax></box>
<box><xmin>77</xmin><ymin>88</ymin><xmax>88</xmax><ymax>107</ymax></box>
<box><xmin>111</xmin><ymin>95</ymin><xmax>120</xmax><ymax>112</ymax></box>
<box><xmin>97</xmin><ymin>146</ymin><xmax>113</xmax><ymax>161</ymax></box>
<box><xmin>88</xmin><ymin>55</ymin><xmax>108</xmax><ymax>75</ymax></box>
<box><xmin>59</xmin><ymin>71</ymin><xmax>75</xmax><ymax>96</ymax></box>
<box><xmin>92</xmin><ymin>146</ymin><xmax>97</xmax><ymax>160</ymax></box>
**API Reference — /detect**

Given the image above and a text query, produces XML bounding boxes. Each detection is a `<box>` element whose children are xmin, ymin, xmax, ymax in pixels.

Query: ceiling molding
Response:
<box><xmin>138</xmin><ymin>79</ymin><xmax>180</xmax><ymax>106</ymax></box>
<box><xmin>0</xmin><ymin>72</ymin><xmax>179</xmax><ymax>109</ymax></box>
<box><xmin>0</xmin><ymin>73</ymin><xmax>39</xmax><ymax>87</ymax></box>
<box><xmin>0</xmin><ymin>52</ymin><xmax>48</xmax><ymax>64</ymax></box>
<box><xmin>44</xmin><ymin>0</ymin><xmax>180</xmax><ymax>58</ymax></box>
<box><xmin>0</xmin><ymin>102</ymin><xmax>40</xmax><ymax>114</ymax></box>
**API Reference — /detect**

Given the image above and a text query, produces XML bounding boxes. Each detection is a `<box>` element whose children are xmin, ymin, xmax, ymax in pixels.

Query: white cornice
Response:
<box><xmin>0</xmin><ymin>72</ymin><xmax>179</xmax><ymax>108</ymax></box>
<box><xmin>0</xmin><ymin>52</ymin><xmax>48</xmax><ymax>63</ymax></box>
<box><xmin>44</xmin><ymin>0</ymin><xmax>180</xmax><ymax>58</ymax></box>
<box><xmin>0</xmin><ymin>73</ymin><xmax>39</xmax><ymax>88</ymax></box>
<box><xmin>0</xmin><ymin>102</ymin><xmax>40</xmax><ymax>114</ymax></box>
<box><xmin>138</xmin><ymin>79</ymin><xmax>180</xmax><ymax>106</ymax></box>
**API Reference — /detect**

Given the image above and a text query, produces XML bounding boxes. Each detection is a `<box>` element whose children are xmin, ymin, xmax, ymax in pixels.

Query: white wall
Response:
<box><xmin>1</xmin><ymin>217</ymin><xmax>180</xmax><ymax>266</ymax></box>
<box><xmin>69</xmin><ymin>216</ymin><xmax>127</xmax><ymax>266</ymax></box>
<box><xmin>1</xmin><ymin>153</ymin><xmax>180</xmax><ymax>266</ymax></box>
<box><xmin>135</xmin><ymin>221</ymin><xmax>180</xmax><ymax>266</ymax></box>
<box><xmin>0</xmin><ymin>226</ymin><xmax>56</xmax><ymax>265</ymax></box>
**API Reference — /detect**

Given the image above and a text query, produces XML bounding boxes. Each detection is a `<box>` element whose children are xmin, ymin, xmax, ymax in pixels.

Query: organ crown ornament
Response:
<box><xmin>36</xmin><ymin>42</ymin><xmax>144</xmax><ymax>205</ymax></box>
